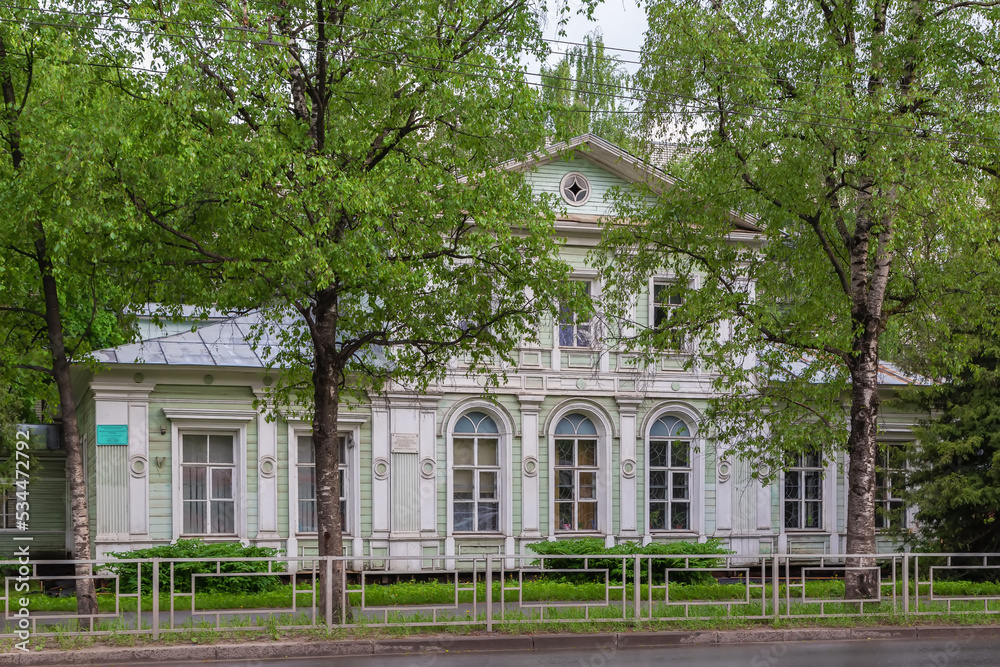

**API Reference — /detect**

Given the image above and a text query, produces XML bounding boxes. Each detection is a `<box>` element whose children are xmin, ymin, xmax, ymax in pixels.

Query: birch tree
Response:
<box><xmin>602</xmin><ymin>0</ymin><xmax>1000</xmax><ymax>597</ymax></box>
<box><xmin>1</xmin><ymin>8</ymin><xmax>142</xmax><ymax>616</ymax></box>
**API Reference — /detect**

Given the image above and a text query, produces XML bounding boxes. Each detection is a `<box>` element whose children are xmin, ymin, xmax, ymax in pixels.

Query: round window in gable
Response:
<box><xmin>560</xmin><ymin>172</ymin><xmax>592</xmax><ymax>206</ymax></box>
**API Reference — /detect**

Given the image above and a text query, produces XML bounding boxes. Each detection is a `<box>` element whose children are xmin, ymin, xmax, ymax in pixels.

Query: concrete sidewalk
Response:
<box><xmin>2</xmin><ymin>624</ymin><xmax>1000</xmax><ymax>666</ymax></box>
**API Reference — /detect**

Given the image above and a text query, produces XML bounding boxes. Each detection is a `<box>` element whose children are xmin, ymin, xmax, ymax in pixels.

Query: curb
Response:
<box><xmin>4</xmin><ymin>625</ymin><xmax>1000</xmax><ymax>665</ymax></box>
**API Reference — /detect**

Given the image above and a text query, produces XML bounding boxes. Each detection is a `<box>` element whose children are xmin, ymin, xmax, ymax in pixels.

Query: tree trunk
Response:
<box><xmin>841</xmin><ymin>178</ymin><xmax>893</xmax><ymax>600</ymax></box>
<box><xmin>34</xmin><ymin>229</ymin><xmax>99</xmax><ymax>619</ymax></box>
<box><xmin>311</xmin><ymin>303</ymin><xmax>347</xmax><ymax>623</ymax></box>
<box><xmin>844</xmin><ymin>345</ymin><xmax>881</xmax><ymax>599</ymax></box>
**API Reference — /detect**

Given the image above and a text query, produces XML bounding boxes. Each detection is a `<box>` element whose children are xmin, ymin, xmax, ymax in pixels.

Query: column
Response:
<box><xmin>252</xmin><ymin>387</ymin><xmax>280</xmax><ymax>543</ymax></box>
<box><xmin>371</xmin><ymin>401</ymin><xmax>390</xmax><ymax>537</ymax></box>
<box><xmin>616</xmin><ymin>397</ymin><xmax>641</xmax><ymax>537</ymax></box>
<box><xmin>518</xmin><ymin>395</ymin><xmax>544</xmax><ymax>538</ymax></box>
<box><xmin>418</xmin><ymin>396</ymin><xmax>441</xmax><ymax>535</ymax></box>
<box><xmin>91</xmin><ymin>382</ymin><xmax>156</xmax><ymax>545</ymax></box>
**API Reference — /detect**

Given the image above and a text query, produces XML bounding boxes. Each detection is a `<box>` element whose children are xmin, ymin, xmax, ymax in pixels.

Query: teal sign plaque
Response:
<box><xmin>96</xmin><ymin>424</ymin><xmax>129</xmax><ymax>445</ymax></box>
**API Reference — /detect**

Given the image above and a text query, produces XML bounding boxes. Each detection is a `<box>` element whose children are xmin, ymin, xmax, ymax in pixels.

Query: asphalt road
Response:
<box><xmin>155</xmin><ymin>637</ymin><xmax>1000</xmax><ymax>667</ymax></box>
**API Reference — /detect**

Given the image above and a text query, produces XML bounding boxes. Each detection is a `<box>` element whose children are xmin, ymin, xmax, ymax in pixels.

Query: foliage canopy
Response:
<box><xmin>600</xmin><ymin>0</ymin><xmax>1000</xmax><ymax>581</ymax></box>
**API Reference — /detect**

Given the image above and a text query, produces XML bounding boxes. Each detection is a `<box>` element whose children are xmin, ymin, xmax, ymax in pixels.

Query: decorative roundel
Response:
<box><xmin>560</xmin><ymin>172</ymin><xmax>592</xmax><ymax>206</ymax></box>
<box><xmin>259</xmin><ymin>456</ymin><xmax>277</xmax><ymax>478</ymax></box>
<box><xmin>373</xmin><ymin>458</ymin><xmax>390</xmax><ymax>480</ymax></box>
<box><xmin>420</xmin><ymin>458</ymin><xmax>436</xmax><ymax>479</ymax></box>
<box><xmin>717</xmin><ymin>459</ymin><xmax>732</xmax><ymax>483</ymax></box>
<box><xmin>522</xmin><ymin>456</ymin><xmax>539</xmax><ymax>477</ymax></box>
<box><xmin>129</xmin><ymin>456</ymin><xmax>148</xmax><ymax>478</ymax></box>
<box><xmin>620</xmin><ymin>459</ymin><xmax>636</xmax><ymax>479</ymax></box>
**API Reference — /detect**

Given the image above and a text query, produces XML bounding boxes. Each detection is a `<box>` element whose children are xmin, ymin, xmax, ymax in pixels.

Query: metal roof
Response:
<box><xmin>782</xmin><ymin>352</ymin><xmax>930</xmax><ymax>387</ymax></box>
<box><xmin>93</xmin><ymin>315</ymin><xmax>284</xmax><ymax>368</ymax></box>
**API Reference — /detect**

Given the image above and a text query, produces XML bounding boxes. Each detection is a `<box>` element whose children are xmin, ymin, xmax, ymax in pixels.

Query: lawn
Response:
<box><xmin>15</xmin><ymin>576</ymin><xmax>1000</xmax><ymax>614</ymax></box>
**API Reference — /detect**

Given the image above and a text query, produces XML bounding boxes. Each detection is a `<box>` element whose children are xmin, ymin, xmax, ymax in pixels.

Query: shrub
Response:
<box><xmin>526</xmin><ymin>538</ymin><xmax>730</xmax><ymax>585</ymax></box>
<box><xmin>105</xmin><ymin>539</ymin><xmax>285</xmax><ymax>594</ymax></box>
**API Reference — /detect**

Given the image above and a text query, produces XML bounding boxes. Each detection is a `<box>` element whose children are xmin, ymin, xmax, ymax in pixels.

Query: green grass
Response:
<box><xmin>15</xmin><ymin>576</ymin><xmax>1000</xmax><ymax>614</ymax></box>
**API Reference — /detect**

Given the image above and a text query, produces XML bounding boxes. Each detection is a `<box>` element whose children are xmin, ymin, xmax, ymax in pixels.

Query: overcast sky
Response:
<box><xmin>542</xmin><ymin>0</ymin><xmax>647</xmax><ymax>72</ymax></box>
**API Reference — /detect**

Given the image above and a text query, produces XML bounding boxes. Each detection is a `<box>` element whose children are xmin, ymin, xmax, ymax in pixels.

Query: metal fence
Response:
<box><xmin>3</xmin><ymin>552</ymin><xmax>1000</xmax><ymax>639</ymax></box>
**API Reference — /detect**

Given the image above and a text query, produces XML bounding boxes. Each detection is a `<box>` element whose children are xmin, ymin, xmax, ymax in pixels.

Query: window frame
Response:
<box><xmin>559</xmin><ymin>171</ymin><xmax>592</xmax><ymax>207</ymax></box>
<box><xmin>647</xmin><ymin>416</ymin><xmax>693</xmax><ymax>532</ymax></box>
<box><xmin>290</xmin><ymin>426</ymin><xmax>357</xmax><ymax>538</ymax></box>
<box><xmin>783</xmin><ymin>450</ymin><xmax>825</xmax><ymax>531</ymax></box>
<box><xmin>642</xmin><ymin>406</ymin><xmax>703</xmax><ymax>537</ymax></box>
<box><xmin>558</xmin><ymin>280</ymin><xmax>594</xmax><ymax>348</ymax></box>
<box><xmin>0</xmin><ymin>490</ymin><xmax>18</xmax><ymax>531</ymax></box>
<box><xmin>875</xmin><ymin>441</ymin><xmax>908</xmax><ymax>531</ymax></box>
<box><xmin>551</xmin><ymin>412</ymin><xmax>604</xmax><ymax>534</ymax></box>
<box><xmin>649</xmin><ymin>277</ymin><xmax>687</xmax><ymax>351</ymax></box>
<box><xmin>165</xmin><ymin>409</ymin><xmax>256</xmax><ymax>543</ymax></box>
<box><xmin>294</xmin><ymin>433</ymin><xmax>351</xmax><ymax>535</ymax></box>
<box><xmin>445</xmin><ymin>403</ymin><xmax>513</xmax><ymax>542</ymax></box>
<box><xmin>179</xmin><ymin>431</ymin><xmax>239</xmax><ymax>536</ymax></box>
<box><xmin>451</xmin><ymin>411</ymin><xmax>502</xmax><ymax>534</ymax></box>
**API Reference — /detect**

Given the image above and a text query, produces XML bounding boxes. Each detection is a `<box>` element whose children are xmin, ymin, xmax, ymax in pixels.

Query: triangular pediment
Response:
<box><xmin>505</xmin><ymin>134</ymin><xmax>761</xmax><ymax>232</ymax></box>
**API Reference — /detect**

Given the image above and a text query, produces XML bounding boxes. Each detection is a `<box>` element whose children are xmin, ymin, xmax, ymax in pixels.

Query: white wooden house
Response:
<box><xmin>48</xmin><ymin>135</ymin><xmax>919</xmax><ymax>568</ymax></box>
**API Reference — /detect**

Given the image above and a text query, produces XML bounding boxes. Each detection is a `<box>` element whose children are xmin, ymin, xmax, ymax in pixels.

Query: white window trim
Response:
<box><xmin>875</xmin><ymin>439</ymin><xmax>910</xmax><ymax>532</ymax></box>
<box><xmin>558</xmin><ymin>278</ymin><xmax>595</xmax><ymax>349</ymax></box>
<box><xmin>560</xmin><ymin>171</ymin><xmax>592</xmax><ymax>207</ymax></box>
<box><xmin>163</xmin><ymin>408</ymin><xmax>257</xmax><ymax>542</ymax></box>
<box><xmin>642</xmin><ymin>405</ymin><xmax>704</xmax><ymax>538</ymax></box>
<box><xmin>545</xmin><ymin>403</ymin><xmax>614</xmax><ymax>540</ymax></box>
<box><xmin>0</xmin><ymin>488</ymin><xmax>18</xmax><ymax>531</ymax></box>
<box><xmin>552</xmin><ymin>272</ymin><xmax>605</xmax><ymax>372</ymax></box>
<box><xmin>780</xmin><ymin>451</ymin><xmax>829</xmax><ymax>533</ymax></box>
<box><xmin>288</xmin><ymin>421</ymin><xmax>362</xmax><ymax>541</ymax></box>
<box><xmin>444</xmin><ymin>402</ymin><xmax>514</xmax><ymax>539</ymax></box>
<box><xmin>648</xmin><ymin>275</ymin><xmax>696</xmax><ymax>353</ymax></box>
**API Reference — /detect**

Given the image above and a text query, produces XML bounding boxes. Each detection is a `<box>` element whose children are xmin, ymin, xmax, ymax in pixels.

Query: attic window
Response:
<box><xmin>560</xmin><ymin>172</ymin><xmax>591</xmax><ymax>206</ymax></box>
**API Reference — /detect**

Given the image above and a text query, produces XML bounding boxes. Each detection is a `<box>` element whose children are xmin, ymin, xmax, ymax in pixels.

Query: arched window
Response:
<box><xmin>554</xmin><ymin>414</ymin><xmax>599</xmax><ymax>531</ymax></box>
<box><xmin>648</xmin><ymin>415</ymin><xmax>691</xmax><ymax>531</ymax></box>
<box><xmin>453</xmin><ymin>411</ymin><xmax>500</xmax><ymax>532</ymax></box>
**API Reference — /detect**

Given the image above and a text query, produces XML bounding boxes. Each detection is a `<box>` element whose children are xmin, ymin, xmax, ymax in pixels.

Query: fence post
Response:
<box><xmin>152</xmin><ymin>557</ymin><xmax>160</xmax><ymax>640</ymax></box>
<box><xmin>485</xmin><ymin>555</ymin><xmax>493</xmax><ymax>633</ymax></box>
<box><xmin>903</xmin><ymin>553</ymin><xmax>910</xmax><ymax>617</ymax></box>
<box><xmin>771</xmin><ymin>555</ymin><xmax>780</xmax><ymax>620</ymax></box>
<box><xmin>325</xmin><ymin>557</ymin><xmax>333</xmax><ymax>632</ymax></box>
<box><xmin>633</xmin><ymin>555</ymin><xmax>641</xmax><ymax>623</ymax></box>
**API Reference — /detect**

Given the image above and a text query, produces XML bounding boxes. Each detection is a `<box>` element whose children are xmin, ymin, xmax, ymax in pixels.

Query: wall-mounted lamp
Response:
<box><xmin>155</xmin><ymin>456</ymin><xmax>166</xmax><ymax>470</ymax></box>
<box><xmin>160</xmin><ymin>424</ymin><xmax>167</xmax><ymax>435</ymax></box>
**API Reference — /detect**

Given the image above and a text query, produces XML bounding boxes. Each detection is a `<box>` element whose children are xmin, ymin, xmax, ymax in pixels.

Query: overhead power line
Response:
<box><xmin>1</xmin><ymin>0</ymin><xmax>963</xmax><ymax>96</ymax></box>
<box><xmin>0</xmin><ymin>10</ymin><xmax>998</xmax><ymax>149</ymax></box>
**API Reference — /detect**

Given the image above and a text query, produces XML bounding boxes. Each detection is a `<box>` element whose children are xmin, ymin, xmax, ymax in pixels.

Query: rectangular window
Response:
<box><xmin>559</xmin><ymin>281</ymin><xmax>593</xmax><ymax>347</ymax></box>
<box><xmin>554</xmin><ymin>437</ymin><xmax>599</xmax><ymax>531</ymax></box>
<box><xmin>181</xmin><ymin>433</ymin><xmax>236</xmax><ymax>535</ymax></box>
<box><xmin>652</xmin><ymin>280</ymin><xmax>685</xmax><ymax>350</ymax></box>
<box><xmin>297</xmin><ymin>434</ymin><xmax>348</xmax><ymax>534</ymax></box>
<box><xmin>876</xmin><ymin>442</ymin><xmax>907</xmax><ymax>529</ymax></box>
<box><xmin>1</xmin><ymin>492</ymin><xmax>16</xmax><ymax>530</ymax></box>
<box><xmin>453</xmin><ymin>435</ymin><xmax>500</xmax><ymax>532</ymax></box>
<box><xmin>648</xmin><ymin>439</ymin><xmax>691</xmax><ymax>531</ymax></box>
<box><xmin>784</xmin><ymin>450</ymin><xmax>823</xmax><ymax>530</ymax></box>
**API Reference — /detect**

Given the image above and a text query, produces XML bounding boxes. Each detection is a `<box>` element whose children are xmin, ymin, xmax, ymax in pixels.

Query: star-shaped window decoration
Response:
<box><xmin>561</xmin><ymin>173</ymin><xmax>591</xmax><ymax>205</ymax></box>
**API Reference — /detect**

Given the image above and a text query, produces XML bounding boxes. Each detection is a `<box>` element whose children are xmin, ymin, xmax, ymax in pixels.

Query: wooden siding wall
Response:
<box><xmin>0</xmin><ymin>454</ymin><xmax>68</xmax><ymax>557</ymax></box>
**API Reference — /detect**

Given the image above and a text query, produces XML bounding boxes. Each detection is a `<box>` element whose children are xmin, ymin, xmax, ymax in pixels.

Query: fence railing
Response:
<box><xmin>3</xmin><ymin>552</ymin><xmax>1000</xmax><ymax>639</ymax></box>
